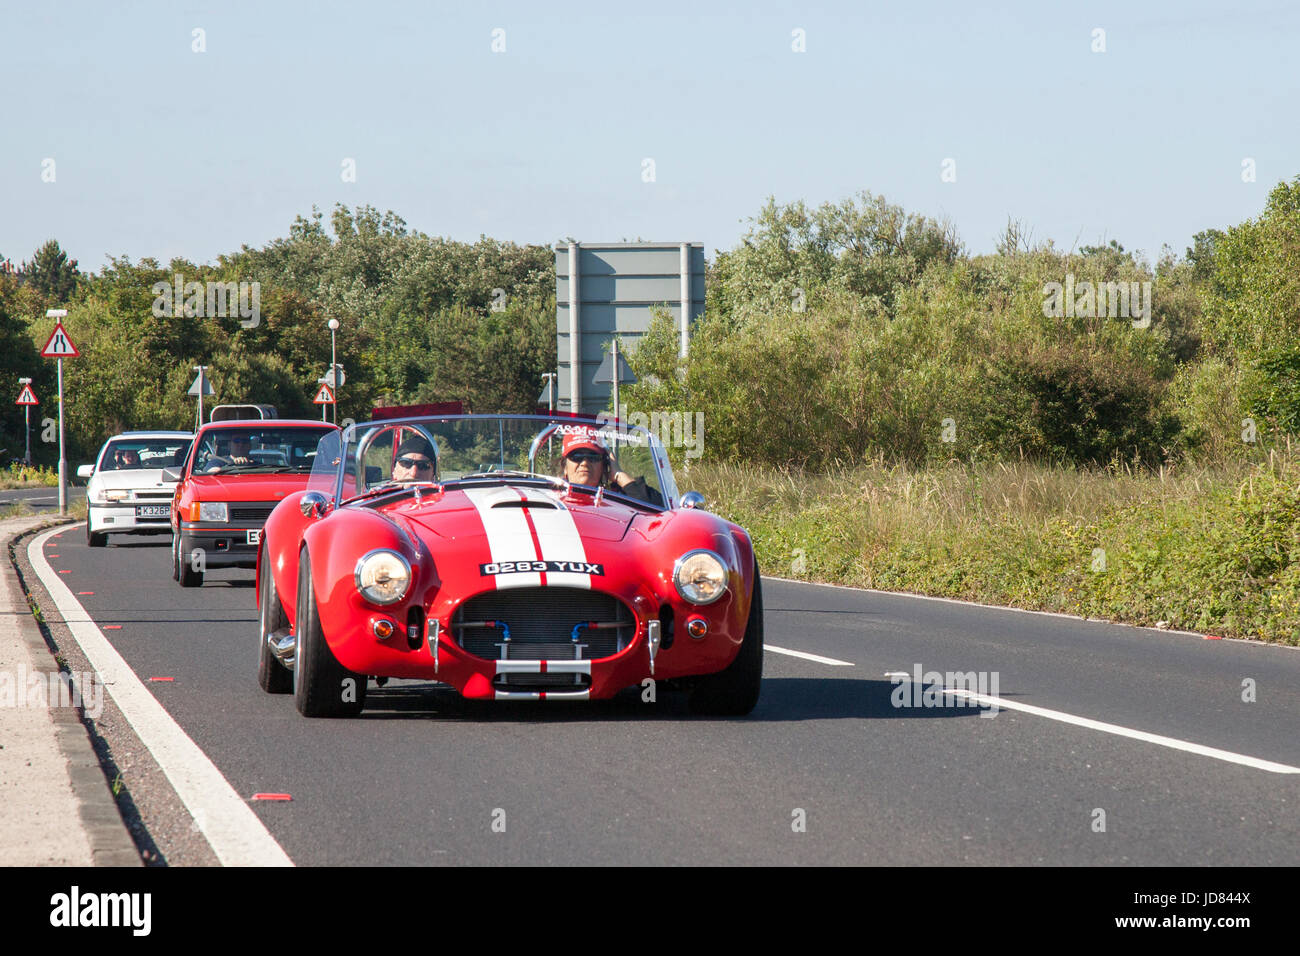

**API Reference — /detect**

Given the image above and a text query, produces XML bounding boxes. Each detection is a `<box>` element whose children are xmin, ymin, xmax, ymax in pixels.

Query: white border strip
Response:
<box><xmin>29</xmin><ymin>525</ymin><xmax>294</xmax><ymax>866</ymax></box>
<box><xmin>941</xmin><ymin>688</ymin><xmax>1300</xmax><ymax>775</ymax></box>
<box><xmin>765</xmin><ymin>644</ymin><xmax>854</xmax><ymax>666</ymax></box>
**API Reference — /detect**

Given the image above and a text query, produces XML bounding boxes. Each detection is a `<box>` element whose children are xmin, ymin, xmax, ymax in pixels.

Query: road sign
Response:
<box><xmin>322</xmin><ymin>366</ymin><xmax>345</xmax><ymax>388</ymax></box>
<box><xmin>592</xmin><ymin>346</ymin><xmax>637</xmax><ymax>386</ymax></box>
<box><xmin>15</xmin><ymin>384</ymin><xmax>38</xmax><ymax>406</ymax></box>
<box><xmin>40</xmin><ymin>323</ymin><xmax>80</xmax><ymax>358</ymax></box>
<box><xmin>187</xmin><ymin>369</ymin><xmax>215</xmax><ymax>396</ymax></box>
<box><xmin>313</xmin><ymin>383</ymin><xmax>336</xmax><ymax>404</ymax></box>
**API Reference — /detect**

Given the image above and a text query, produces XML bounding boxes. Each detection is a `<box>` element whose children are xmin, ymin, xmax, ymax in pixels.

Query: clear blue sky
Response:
<box><xmin>3</xmin><ymin>0</ymin><xmax>1296</xmax><ymax>270</ymax></box>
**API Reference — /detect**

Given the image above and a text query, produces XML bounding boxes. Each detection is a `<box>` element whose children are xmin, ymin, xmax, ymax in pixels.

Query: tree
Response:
<box><xmin>23</xmin><ymin>240</ymin><xmax>79</xmax><ymax>302</ymax></box>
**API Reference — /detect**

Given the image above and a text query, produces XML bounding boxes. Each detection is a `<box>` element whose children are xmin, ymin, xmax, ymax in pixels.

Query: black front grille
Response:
<box><xmin>231</xmin><ymin>505</ymin><xmax>275</xmax><ymax>522</ymax></box>
<box><xmin>454</xmin><ymin>587</ymin><xmax>634</xmax><ymax>661</ymax></box>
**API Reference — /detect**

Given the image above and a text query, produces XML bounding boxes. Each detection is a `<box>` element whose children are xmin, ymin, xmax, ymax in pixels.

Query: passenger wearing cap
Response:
<box><xmin>392</xmin><ymin>435</ymin><xmax>437</xmax><ymax>483</ymax></box>
<box><xmin>560</xmin><ymin>429</ymin><xmax>662</xmax><ymax>506</ymax></box>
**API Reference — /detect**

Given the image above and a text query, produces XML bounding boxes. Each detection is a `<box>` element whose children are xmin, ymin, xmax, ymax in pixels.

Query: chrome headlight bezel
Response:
<box><xmin>354</xmin><ymin>549</ymin><xmax>412</xmax><ymax>606</ymax></box>
<box><xmin>673</xmin><ymin>549</ymin><xmax>729</xmax><ymax>605</ymax></box>
<box><xmin>198</xmin><ymin>501</ymin><xmax>228</xmax><ymax>522</ymax></box>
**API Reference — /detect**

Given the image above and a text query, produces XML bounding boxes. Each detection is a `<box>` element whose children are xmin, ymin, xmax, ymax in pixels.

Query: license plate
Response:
<box><xmin>134</xmin><ymin>504</ymin><xmax>170</xmax><ymax>519</ymax></box>
<box><xmin>247</xmin><ymin>529</ymin><xmax>261</xmax><ymax>545</ymax></box>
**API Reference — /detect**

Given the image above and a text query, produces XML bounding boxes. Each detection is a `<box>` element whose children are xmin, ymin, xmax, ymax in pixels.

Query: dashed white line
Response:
<box><xmin>29</xmin><ymin>524</ymin><xmax>294</xmax><ymax>866</ymax></box>
<box><xmin>940</xmin><ymin>688</ymin><xmax>1300</xmax><ymax>775</ymax></box>
<box><xmin>765</xmin><ymin>644</ymin><xmax>854</xmax><ymax>666</ymax></box>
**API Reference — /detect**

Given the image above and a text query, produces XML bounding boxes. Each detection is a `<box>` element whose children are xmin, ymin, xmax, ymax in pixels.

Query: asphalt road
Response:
<box><xmin>0</xmin><ymin>485</ymin><xmax>85</xmax><ymax>512</ymax></box>
<box><xmin>27</xmin><ymin>525</ymin><xmax>1300</xmax><ymax>866</ymax></box>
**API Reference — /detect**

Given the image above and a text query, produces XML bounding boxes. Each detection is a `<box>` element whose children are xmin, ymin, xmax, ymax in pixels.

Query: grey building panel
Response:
<box><xmin>555</xmin><ymin>242</ymin><xmax>705</xmax><ymax>415</ymax></box>
<box><xmin>556</xmin><ymin>274</ymin><xmax>706</xmax><ymax>303</ymax></box>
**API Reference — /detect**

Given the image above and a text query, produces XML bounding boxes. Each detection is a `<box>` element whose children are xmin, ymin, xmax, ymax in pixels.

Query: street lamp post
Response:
<box><xmin>328</xmin><ymin>318</ymin><xmax>340</xmax><ymax>425</ymax></box>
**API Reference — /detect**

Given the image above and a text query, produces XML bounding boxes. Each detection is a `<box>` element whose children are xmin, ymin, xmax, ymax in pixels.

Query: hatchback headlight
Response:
<box><xmin>193</xmin><ymin>502</ymin><xmax>228</xmax><ymax>522</ymax></box>
<box><xmin>104</xmin><ymin>489</ymin><xmax>129</xmax><ymax>503</ymax></box>
<box><xmin>354</xmin><ymin>550</ymin><xmax>412</xmax><ymax>605</ymax></box>
<box><xmin>673</xmin><ymin>550</ymin><xmax>728</xmax><ymax>605</ymax></box>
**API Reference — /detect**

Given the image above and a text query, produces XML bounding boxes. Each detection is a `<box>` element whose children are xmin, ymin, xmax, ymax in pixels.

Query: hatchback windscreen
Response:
<box><xmin>101</xmin><ymin>439</ymin><xmax>192</xmax><ymax>471</ymax></box>
<box><xmin>192</xmin><ymin>428</ymin><xmax>335</xmax><ymax>474</ymax></box>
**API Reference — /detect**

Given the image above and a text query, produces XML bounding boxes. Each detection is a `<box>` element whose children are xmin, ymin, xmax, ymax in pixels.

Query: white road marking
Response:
<box><xmin>29</xmin><ymin>524</ymin><xmax>294</xmax><ymax>866</ymax></box>
<box><xmin>765</xmin><ymin>644</ymin><xmax>853</xmax><ymax>666</ymax></box>
<box><xmin>941</xmin><ymin>688</ymin><xmax>1300</xmax><ymax>775</ymax></box>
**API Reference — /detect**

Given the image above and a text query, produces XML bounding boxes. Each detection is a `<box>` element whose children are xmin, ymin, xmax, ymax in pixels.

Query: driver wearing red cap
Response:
<box><xmin>560</xmin><ymin>428</ymin><xmax>662</xmax><ymax>506</ymax></box>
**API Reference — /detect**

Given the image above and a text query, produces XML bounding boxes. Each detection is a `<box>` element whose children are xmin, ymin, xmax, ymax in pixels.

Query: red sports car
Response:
<box><xmin>167</xmin><ymin>420</ymin><xmax>340</xmax><ymax>586</ymax></box>
<box><xmin>256</xmin><ymin>414</ymin><xmax>762</xmax><ymax>716</ymax></box>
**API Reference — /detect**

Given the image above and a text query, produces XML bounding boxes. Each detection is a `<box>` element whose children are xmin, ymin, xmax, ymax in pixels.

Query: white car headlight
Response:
<box><xmin>104</xmin><ymin>489</ymin><xmax>129</xmax><ymax>502</ymax></box>
<box><xmin>198</xmin><ymin>501</ymin><xmax>228</xmax><ymax>522</ymax></box>
<box><xmin>354</xmin><ymin>550</ymin><xmax>412</xmax><ymax>605</ymax></box>
<box><xmin>673</xmin><ymin>550</ymin><xmax>728</xmax><ymax>605</ymax></box>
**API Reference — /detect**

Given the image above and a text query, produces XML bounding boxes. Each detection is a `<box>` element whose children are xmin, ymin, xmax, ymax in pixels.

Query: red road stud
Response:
<box><xmin>77</xmin><ymin>591</ymin><xmax>94</xmax><ymax>595</ymax></box>
<box><xmin>1204</xmin><ymin>634</ymin><xmax>1223</xmax><ymax>640</ymax></box>
<box><xmin>251</xmin><ymin>793</ymin><xmax>292</xmax><ymax>801</ymax></box>
<box><xmin>148</xmin><ymin>677</ymin><xmax>174</xmax><ymax>682</ymax></box>
<box><xmin>103</xmin><ymin>625</ymin><xmax>122</xmax><ymax>630</ymax></box>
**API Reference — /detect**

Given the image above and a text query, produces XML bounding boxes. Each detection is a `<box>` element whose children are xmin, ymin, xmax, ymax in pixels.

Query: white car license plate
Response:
<box><xmin>247</xmin><ymin>529</ymin><xmax>261</xmax><ymax>545</ymax></box>
<box><xmin>135</xmin><ymin>504</ymin><xmax>170</xmax><ymax>519</ymax></box>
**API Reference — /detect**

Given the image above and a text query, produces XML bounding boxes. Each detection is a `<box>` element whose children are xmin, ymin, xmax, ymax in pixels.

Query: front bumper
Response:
<box><xmin>89</xmin><ymin>503</ymin><xmax>173</xmax><ymax>535</ymax></box>
<box><xmin>179</xmin><ymin>522</ymin><xmax>263</xmax><ymax>569</ymax></box>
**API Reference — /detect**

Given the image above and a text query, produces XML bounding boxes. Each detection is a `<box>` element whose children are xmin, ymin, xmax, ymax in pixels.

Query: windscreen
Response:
<box><xmin>99</xmin><ymin>437</ymin><xmax>192</xmax><ymax>471</ymax></box>
<box><xmin>331</xmin><ymin>416</ymin><xmax>672</xmax><ymax>508</ymax></box>
<box><xmin>192</xmin><ymin>426</ymin><xmax>336</xmax><ymax>475</ymax></box>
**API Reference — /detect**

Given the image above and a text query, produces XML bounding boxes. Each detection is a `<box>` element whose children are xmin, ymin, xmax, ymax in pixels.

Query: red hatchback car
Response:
<box><xmin>256</xmin><ymin>414</ymin><xmax>763</xmax><ymax>717</ymax></box>
<box><xmin>166</xmin><ymin>419</ymin><xmax>339</xmax><ymax>587</ymax></box>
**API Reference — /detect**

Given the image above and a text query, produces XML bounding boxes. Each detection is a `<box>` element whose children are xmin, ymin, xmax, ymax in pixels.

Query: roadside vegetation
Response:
<box><xmin>5</xmin><ymin>178</ymin><xmax>1300</xmax><ymax>641</ymax></box>
<box><xmin>0</xmin><ymin>462</ymin><xmax>58</xmax><ymax>489</ymax></box>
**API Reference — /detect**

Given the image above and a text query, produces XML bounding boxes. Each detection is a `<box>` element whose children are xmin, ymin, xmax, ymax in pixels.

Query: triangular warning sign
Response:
<box><xmin>313</xmin><ymin>383</ymin><xmax>336</xmax><ymax>404</ymax></box>
<box><xmin>15</xmin><ymin>384</ymin><xmax>38</xmax><ymax>406</ymax></box>
<box><xmin>40</xmin><ymin>322</ymin><xmax>80</xmax><ymax>358</ymax></box>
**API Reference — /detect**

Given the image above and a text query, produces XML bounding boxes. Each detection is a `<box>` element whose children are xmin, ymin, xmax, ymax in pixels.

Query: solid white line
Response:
<box><xmin>765</xmin><ymin>644</ymin><xmax>854</xmax><ymax>666</ymax></box>
<box><xmin>29</xmin><ymin>524</ymin><xmax>294</xmax><ymax>866</ymax></box>
<box><xmin>940</xmin><ymin>688</ymin><xmax>1300</xmax><ymax>775</ymax></box>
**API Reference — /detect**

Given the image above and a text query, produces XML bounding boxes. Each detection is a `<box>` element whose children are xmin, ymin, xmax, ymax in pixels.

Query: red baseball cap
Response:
<box><xmin>561</xmin><ymin>427</ymin><xmax>607</xmax><ymax>459</ymax></box>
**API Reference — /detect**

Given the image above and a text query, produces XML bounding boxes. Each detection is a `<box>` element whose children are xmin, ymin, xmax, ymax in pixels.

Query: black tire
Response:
<box><xmin>87</xmin><ymin>523</ymin><xmax>107</xmax><ymax>548</ymax></box>
<box><xmin>257</xmin><ymin>547</ymin><xmax>293</xmax><ymax>694</ymax></box>
<box><xmin>177</xmin><ymin>535</ymin><xmax>204</xmax><ymax>588</ymax></box>
<box><xmin>170</xmin><ymin>533</ymin><xmax>180</xmax><ymax>581</ymax></box>
<box><xmin>688</xmin><ymin>565</ymin><xmax>763</xmax><ymax>716</ymax></box>
<box><xmin>294</xmin><ymin>548</ymin><xmax>366</xmax><ymax>717</ymax></box>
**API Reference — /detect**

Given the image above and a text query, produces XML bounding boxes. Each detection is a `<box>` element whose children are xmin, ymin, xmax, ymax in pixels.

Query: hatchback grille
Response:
<box><xmin>230</xmin><ymin>505</ymin><xmax>276</xmax><ymax>522</ymax></box>
<box><xmin>453</xmin><ymin>587</ymin><xmax>634</xmax><ymax>661</ymax></box>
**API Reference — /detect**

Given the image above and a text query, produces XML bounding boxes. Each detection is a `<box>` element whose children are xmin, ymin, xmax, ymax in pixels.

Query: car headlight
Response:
<box><xmin>354</xmin><ymin>549</ymin><xmax>412</xmax><ymax>605</ymax></box>
<box><xmin>104</xmin><ymin>489</ymin><xmax>129</xmax><ymax>503</ymax></box>
<box><xmin>673</xmin><ymin>549</ymin><xmax>728</xmax><ymax>605</ymax></box>
<box><xmin>191</xmin><ymin>502</ymin><xmax>228</xmax><ymax>522</ymax></box>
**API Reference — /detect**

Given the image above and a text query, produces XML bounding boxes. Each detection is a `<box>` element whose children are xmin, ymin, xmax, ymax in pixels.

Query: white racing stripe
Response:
<box><xmin>941</xmin><ymin>688</ymin><xmax>1300</xmax><ymax>775</ymax></box>
<box><xmin>29</xmin><ymin>525</ymin><xmax>294</xmax><ymax>866</ymax></box>
<box><xmin>765</xmin><ymin>644</ymin><xmax>854</xmax><ymax>666</ymax></box>
<box><xmin>465</xmin><ymin>487</ymin><xmax>542</xmax><ymax>588</ymax></box>
<box><xmin>528</xmin><ymin>490</ymin><xmax>591</xmax><ymax>588</ymax></box>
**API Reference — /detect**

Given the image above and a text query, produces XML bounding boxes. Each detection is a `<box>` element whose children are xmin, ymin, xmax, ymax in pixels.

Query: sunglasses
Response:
<box><xmin>566</xmin><ymin>451</ymin><xmax>604</xmax><ymax>464</ymax></box>
<box><xmin>396</xmin><ymin>457</ymin><xmax>433</xmax><ymax>470</ymax></box>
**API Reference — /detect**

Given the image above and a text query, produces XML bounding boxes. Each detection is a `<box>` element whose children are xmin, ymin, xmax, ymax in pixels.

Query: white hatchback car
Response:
<box><xmin>78</xmin><ymin>431</ymin><xmax>193</xmax><ymax>547</ymax></box>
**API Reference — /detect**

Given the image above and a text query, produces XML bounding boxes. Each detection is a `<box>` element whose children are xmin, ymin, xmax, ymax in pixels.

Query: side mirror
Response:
<box><xmin>76</xmin><ymin>464</ymin><xmax>94</xmax><ymax>480</ymax></box>
<box><xmin>160</xmin><ymin>468</ymin><xmax>181</xmax><ymax>483</ymax></box>
<box><xmin>680</xmin><ymin>491</ymin><xmax>705</xmax><ymax>510</ymax></box>
<box><xmin>300</xmin><ymin>491</ymin><xmax>329</xmax><ymax>519</ymax></box>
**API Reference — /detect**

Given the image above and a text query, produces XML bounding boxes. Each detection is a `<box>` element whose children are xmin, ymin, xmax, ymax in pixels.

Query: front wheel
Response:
<box><xmin>688</xmin><ymin>565</ymin><xmax>763</xmax><ymax>716</ymax></box>
<box><xmin>257</xmin><ymin>546</ymin><xmax>293</xmax><ymax>694</ymax></box>
<box><xmin>87</xmin><ymin>522</ymin><xmax>107</xmax><ymax>548</ymax></box>
<box><xmin>294</xmin><ymin>548</ymin><xmax>366</xmax><ymax>717</ymax></box>
<box><xmin>177</xmin><ymin>535</ymin><xmax>204</xmax><ymax>588</ymax></box>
